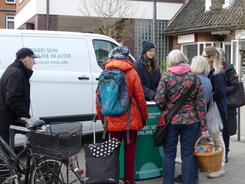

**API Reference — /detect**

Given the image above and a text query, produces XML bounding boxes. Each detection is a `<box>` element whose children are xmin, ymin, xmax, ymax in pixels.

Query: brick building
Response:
<box><xmin>0</xmin><ymin>0</ymin><xmax>16</xmax><ymax>29</ymax></box>
<box><xmin>15</xmin><ymin>0</ymin><xmax>184</xmax><ymax>62</ymax></box>
<box><xmin>165</xmin><ymin>0</ymin><xmax>245</xmax><ymax>75</ymax></box>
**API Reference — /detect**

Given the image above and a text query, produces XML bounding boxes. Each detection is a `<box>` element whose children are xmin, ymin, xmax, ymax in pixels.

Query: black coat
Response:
<box><xmin>208</xmin><ymin>69</ymin><xmax>228</xmax><ymax>123</ymax></box>
<box><xmin>225</xmin><ymin>64</ymin><xmax>239</xmax><ymax>135</ymax></box>
<box><xmin>0</xmin><ymin>60</ymin><xmax>32</xmax><ymax>132</ymax></box>
<box><xmin>134</xmin><ymin>55</ymin><xmax>161</xmax><ymax>101</ymax></box>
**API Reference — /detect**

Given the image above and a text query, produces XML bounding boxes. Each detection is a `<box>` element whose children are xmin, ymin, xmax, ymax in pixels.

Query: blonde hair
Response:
<box><xmin>216</xmin><ymin>48</ymin><xmax>225</xmax><ymax>61</ymax></box>
<box><xmin>191</xmin><ymin>56</ymin><xmax>210</xmax><ymax>76</ymax></box>
<box><xmin>167</xmin><ymin>49</ymin><xmax>188</xmax><ymax>67</ymax></box>
<box><xmin>204</xmin><ymin>46</ymin><xmax>223</xmax><ymax>75</ymax></box>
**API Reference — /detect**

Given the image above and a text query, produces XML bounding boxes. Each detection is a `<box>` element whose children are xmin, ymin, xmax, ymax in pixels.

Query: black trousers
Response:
<box><xmin>222</xmin><ymin>127</ymin><xmax>230</xmax><ymax>155</ymax></box>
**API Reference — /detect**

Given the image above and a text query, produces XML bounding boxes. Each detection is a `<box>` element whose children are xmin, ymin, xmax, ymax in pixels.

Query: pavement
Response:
<box><xmin>79</xmin><ymin>138</ymin><xmax>245</xmax><ymax>184</ymax></box>
<box><xmin>136</xmin><ymin>139</ymin><xmax>245</xmax><ymax>184</ymax></box>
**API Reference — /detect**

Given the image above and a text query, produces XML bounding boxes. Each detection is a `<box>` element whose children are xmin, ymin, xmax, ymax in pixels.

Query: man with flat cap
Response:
<box><xmin>0</xmin><ymin>47</ymin><xmax>39</xmax><ymax>144</ymax></box>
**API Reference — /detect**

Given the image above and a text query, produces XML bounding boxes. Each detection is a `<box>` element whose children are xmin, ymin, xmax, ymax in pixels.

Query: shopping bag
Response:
<box><xmin>153</xmin><ymin>124</ymin><xmax>170</xmax><ymax>147</ymax></box>
<box><xmin>84</xmin><ymin>138</ymin><xmax>120</xmax><ymax>184</ymax></box>
<box><xmin>227</xmin><ymin>82</ymin><xmax>245</xmax><ymax>108</ymax></box>
<box><xmin>207</xmin><ymin>100</ymin><xmax>223</xmax><ymax>135</ymax></box>
<box><xmin>153</xmin><ymin>111</ymin><xmax>169</xmax><ymax>147</ymax></box>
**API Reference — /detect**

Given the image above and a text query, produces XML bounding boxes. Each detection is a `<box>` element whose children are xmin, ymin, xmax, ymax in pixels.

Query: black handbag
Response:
<box><xmin>227</xmin><ymin>82</ymin><xmax>245</xmax><ymax>108</ymax></box>
<box><xmin>153</xmin><ymin>75</ymin><xmax>197</xmax><ymax>147</ymax></box>
<box><xmin>84</xmin><ymin>138</ymin><xmax>120</xmax><ymax>184</ymax></box>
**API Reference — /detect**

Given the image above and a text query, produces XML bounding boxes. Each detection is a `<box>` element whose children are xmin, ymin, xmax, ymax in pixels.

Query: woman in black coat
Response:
<box><xmin>217</xmin><ymin>48</ymin><xmax>239</xmax><ymax>163</ymax></box>
<box><xmin>134</xmin><ymin>40</ymin><xmax>161</xmax><ymax>101</ymax></box>
<box><xmin>224</xmin><ymin>64</ymin><xmax>239</xmax><ymax>161</ymax></box>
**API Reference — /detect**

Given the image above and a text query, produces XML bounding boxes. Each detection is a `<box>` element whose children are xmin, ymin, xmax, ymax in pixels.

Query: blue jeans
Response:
<box><xmin>163</xmin><ymin>123</ymin><xmax>200</xmax><ymax>184</ymax></box>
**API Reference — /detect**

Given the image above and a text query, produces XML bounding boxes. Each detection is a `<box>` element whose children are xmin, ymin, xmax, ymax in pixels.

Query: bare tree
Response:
<box><xmin>79</xmin><ymin>0</ymin><xmax>134</xmax><ymax>40</ymax></box>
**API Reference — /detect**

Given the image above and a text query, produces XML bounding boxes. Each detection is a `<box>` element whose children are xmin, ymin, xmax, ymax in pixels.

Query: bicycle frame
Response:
<box><xmin>1</xmin><ymin>121</ymin><xmax>84</xmax><ymax>184</ymax></box>
<box><xmin>0</xmin><ymin>135</ymin><xmax>35</xmax><ymax>184</ymax></box>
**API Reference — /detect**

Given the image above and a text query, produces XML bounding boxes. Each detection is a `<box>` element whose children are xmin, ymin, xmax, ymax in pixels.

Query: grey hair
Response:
<box><xmin>191</xmin><ymin>56</ymin><xmax>210</xmax><ymax>76</ymax></box>
<box><xmin>167</xmin><ymin>49</ymin><xmax>188</xmax><ymax>67</ymax></box>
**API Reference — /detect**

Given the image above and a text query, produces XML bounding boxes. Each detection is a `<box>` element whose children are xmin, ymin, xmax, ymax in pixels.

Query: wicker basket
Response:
<box><xmin>194</xmin><ymin>136</ymin><xmax>223</xmax><ymax>172</ymax></box>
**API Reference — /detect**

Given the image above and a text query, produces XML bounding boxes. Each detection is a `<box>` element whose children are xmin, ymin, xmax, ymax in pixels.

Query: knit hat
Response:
<box><xmin>142</xmin><ymin>40</ymin><xmax>155</xmax><ymax>54</ymax></box>
<box><xmin>109</xmin><ymin>46</ymin><xmax>129</xmax><ymax>60</ymax></box>
<box><xmin>16</xmin><ymin>48</ymin><xmax>40</xmax><ymax>59</ymax></box>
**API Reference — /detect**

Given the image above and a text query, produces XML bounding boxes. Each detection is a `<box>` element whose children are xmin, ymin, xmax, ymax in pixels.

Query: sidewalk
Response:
<box><xmin>137</xmin><ymin>140</ymin><xmax>245</xmax><ymax>184</ymax></box>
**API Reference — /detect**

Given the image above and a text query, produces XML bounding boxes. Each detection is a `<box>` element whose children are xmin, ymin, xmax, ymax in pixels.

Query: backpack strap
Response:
<box><xmin>102</xmin><ymin>116</ymin><xmax>107</xmax><ymax>139</ymax></box>
<box><xmin>126</xmin><ymin>107</ymin><xmax>131</xmax><ymax>144</ymax></box>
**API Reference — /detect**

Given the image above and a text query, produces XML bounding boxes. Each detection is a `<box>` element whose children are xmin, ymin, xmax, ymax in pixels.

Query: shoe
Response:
<box><xmin>124</xmin><ymin>182</ymin><xmax>136</xmax><ymax>184</ymax></box>
<box><xmin>175</xmin><ymin>174</ymin><xmax>182</xmax><ymax>183</ymax></box>
<box><xmin>208</xmin><ymin>167</ymin><xmax>225</xmax><ymax>178</ymax></box>
<box><xmin>194</xmin><ymin>178</ymin><xmax>199</xmax><ymax>184</ymax></box>
<box><xmin>225</xmin><ymin>155</ymin><xmax>229</xmax><ymax>163</ymax></box>
<box><xmin>174</xmin><ymin>174</ymin><xmax>199</xmax><ymax>184</ymax></box>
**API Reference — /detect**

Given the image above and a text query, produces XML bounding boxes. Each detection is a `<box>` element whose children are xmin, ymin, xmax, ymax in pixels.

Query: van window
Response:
<box><xmin>93</xmin><ymin>40</ymin><xmax>117</xmax><ymax>69</ymax></box>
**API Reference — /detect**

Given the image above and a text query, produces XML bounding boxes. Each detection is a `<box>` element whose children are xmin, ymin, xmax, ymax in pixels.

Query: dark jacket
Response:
<box><xmin>208</xmin><ymin>69</ymin><xmax>228</xmax><ymax>123</ymax></box>
<box><xmin>225</xmin><ymin>64</ymin><xmax>239</xmax><ymax>135</ymax></box>
<box><xmin>0</xmin><ymin>60</ymin><xmax>32</xmax><ymax>132</ymax></box>
<box><xmin>135</xmin><ymin>55</ymin><xmax>161</xmax><ymax>101</ymax></box>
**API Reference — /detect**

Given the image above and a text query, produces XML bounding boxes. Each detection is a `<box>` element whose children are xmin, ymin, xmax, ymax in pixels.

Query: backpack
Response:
<box><xmin>97</xmin><ymin>69</ymin><xmax>130</xmax><ymax>116</ymax></box>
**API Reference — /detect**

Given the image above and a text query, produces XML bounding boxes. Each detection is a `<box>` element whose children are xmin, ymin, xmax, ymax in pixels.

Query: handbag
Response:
<box><xmin>84</xmin><ymin>138</ymin><xmax>120</xmax><ymax>184</ymax></box>
<box><xmin>227</xmin><ymin>82</ymin><xmax>245</xmax><ymax>108</ymax></box>
<box><xmin>207</xmin><ymin>99</ymin><xmax>223</xmax><ymax>135</ymax></box>
<box><xmin>153</xmin><ymin>75</ymin><xmax>198</xmax><ymax>147</ymax></box>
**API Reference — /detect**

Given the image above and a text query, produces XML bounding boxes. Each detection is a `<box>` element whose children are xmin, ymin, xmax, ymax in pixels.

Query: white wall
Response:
<box><xmin>15</xmin><ymin>0</ymin><xmax>38</xmax><ymax>29</ymax></box>
<box><xmin>15</xmin><ymin>0</ymin><xmax>183</xmax><ymax>28</ymax></box>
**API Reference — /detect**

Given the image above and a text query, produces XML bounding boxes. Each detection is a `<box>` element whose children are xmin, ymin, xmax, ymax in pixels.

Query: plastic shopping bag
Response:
<box><xmin>207</xmin><ymin>100</ymin><xmax>223</xmax><ymax>135</ymax></box>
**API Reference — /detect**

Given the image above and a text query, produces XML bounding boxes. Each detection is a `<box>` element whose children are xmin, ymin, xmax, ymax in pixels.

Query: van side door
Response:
<box><xmin>22</xmin><ymin>33</ymin><xmax>93</xmax><ymax>122</ymax></box>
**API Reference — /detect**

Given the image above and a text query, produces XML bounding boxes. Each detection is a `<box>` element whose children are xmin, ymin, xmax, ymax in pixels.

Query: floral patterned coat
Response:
<box><xmin>155</xmin><ymin>64</ymin><xmax>208</xmax><ymax>131</ymax></box>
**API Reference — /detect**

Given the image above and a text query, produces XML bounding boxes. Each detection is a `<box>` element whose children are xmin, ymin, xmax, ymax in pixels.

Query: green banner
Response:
<box><xmin>120</xmin><ymin>103</ymin><xmax>164</xmax><ymax>180</ymax></box>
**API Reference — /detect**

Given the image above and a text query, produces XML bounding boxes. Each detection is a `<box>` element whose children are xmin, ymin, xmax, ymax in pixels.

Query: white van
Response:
<box><xmin>0</xmin><ymin>29</ymin><xmax>123</xmax><ymax>141</ymax></box>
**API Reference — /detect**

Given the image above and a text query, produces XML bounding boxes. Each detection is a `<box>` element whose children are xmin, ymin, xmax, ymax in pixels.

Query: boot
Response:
<box><xmin>208</xmin><ymin>167</ymin><xmax>225</xmax><ymax>178</ymax></box>
<box><xmin>225</xmin><ymin>154</ymin><xmax>229</xmax><ymax>163</ymax></box>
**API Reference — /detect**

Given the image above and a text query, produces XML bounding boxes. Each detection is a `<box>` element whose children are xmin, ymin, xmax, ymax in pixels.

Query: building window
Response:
<box><xmin>182</xmin><ymin>44</ymin><xmax>198</xmax><ymax>63</ymax></box>
<box><xmin>6</xmin><ymin>0</ymin><xmax>16</xmax><ymax>4</ymax></box>
<box><xmin>6</xmin><ymin>15</ymin><xmax>15</xmax><ymax>29</ymax></box>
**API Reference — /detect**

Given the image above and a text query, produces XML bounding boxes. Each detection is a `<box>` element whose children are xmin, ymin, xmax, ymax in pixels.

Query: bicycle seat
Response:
<box><xmin>19</xmin><ymin>118</ymin><xmax>46</xmax><ymax>130</ymax></box>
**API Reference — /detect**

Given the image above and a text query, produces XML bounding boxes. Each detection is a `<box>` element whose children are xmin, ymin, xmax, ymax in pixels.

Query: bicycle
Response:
<box><xmin>0</xmin><ymin>118</ymin><xmax>85</xmax><ymax>184</ymax></box>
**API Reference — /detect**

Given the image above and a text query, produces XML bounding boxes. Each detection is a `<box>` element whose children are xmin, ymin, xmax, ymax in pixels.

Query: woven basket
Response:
<box><xmin>194</xmin><ymin>136</ymin><xmax>223</xmax><ymax>172</ymax></box>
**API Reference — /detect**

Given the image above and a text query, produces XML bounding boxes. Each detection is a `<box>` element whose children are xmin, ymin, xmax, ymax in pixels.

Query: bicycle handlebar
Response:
<box><xmin>18</xmin><ymin>118</ymin><xmax>46</xmax><ymax>130</ymax></box>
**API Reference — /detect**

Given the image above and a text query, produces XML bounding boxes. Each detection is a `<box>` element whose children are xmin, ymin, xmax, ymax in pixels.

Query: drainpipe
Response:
<box><xmin>46</xmin><ymin>0</ymin><xmax>50</xmax><ymax>30</ymax></box>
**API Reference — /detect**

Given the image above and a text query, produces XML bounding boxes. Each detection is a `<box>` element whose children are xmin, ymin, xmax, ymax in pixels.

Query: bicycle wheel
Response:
<box><xmin>30</xmin><ymin>157</ymin><xmax>83</xmax><ymax>184</ymax></box>
<box><xmin>0</xmin><ymin>148</ymin><xmax>15</xmax><ymax>183</ymax></box>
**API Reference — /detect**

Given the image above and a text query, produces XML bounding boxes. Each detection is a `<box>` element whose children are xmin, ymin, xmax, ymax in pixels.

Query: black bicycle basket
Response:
<box><xmin>28</xmin><ymin>122</ymin><xmax>82</xmax><ymax>160</ymax></box>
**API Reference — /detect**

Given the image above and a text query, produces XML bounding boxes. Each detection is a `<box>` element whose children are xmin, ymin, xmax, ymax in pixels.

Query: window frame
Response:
<box><xmin>5</xmin><ymin>15</ymin><xmax>15</xmax><ymax>29</ymax></box>
<box><xmin>6</xmin><ymin>0</ymin><xmax>16</xmax><ymax>4</ymax></box>
<box><xmin>181</xmin><ymin>41</ymin><xmax>231</xmax><ymax>62</ymax></box>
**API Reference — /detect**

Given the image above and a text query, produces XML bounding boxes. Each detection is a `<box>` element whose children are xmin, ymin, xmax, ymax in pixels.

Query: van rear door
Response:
<box><xmin>22</xmin><ymin>33</ymin><xmax>93</xmax><ymax>126</ymax></box>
